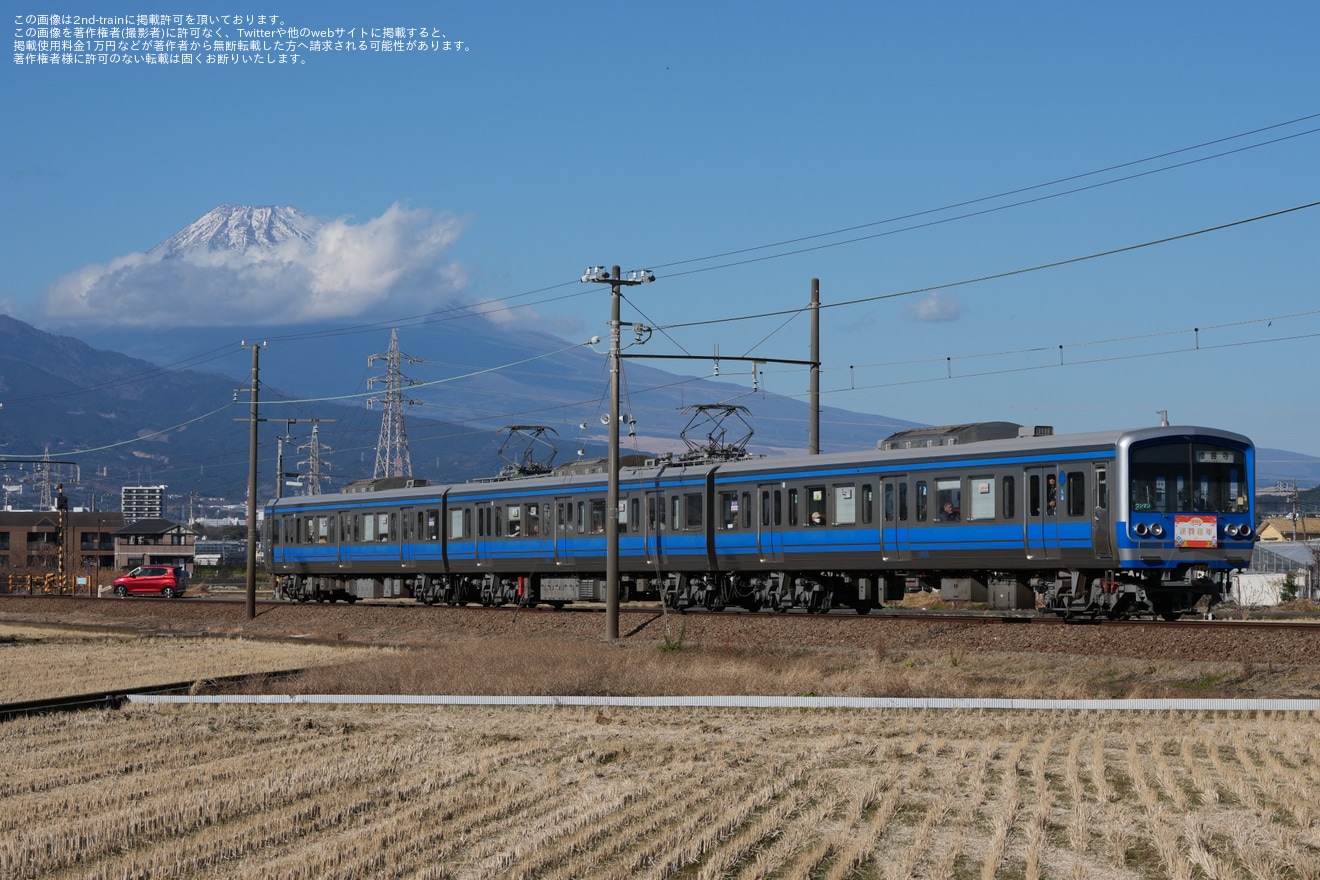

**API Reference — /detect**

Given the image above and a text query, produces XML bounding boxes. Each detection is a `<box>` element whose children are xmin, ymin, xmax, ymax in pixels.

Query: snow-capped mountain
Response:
<box><xmin>148</xmin><ymin>204</ymin><xmax>320</xmax><ymax>257</ymax></box>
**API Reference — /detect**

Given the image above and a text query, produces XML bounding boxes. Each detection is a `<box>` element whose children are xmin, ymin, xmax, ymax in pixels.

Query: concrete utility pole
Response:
<box><xmin>242</xmin><ymin>342</ymin><xmax>263</xmax><ymax>621</ymax></box>
<box><xmin>580</xmin><ymin>265</ymin><xmax>655</xmax><ymax>641</ymax></box>
<box><xmin>809</xmin><ymin>278</ymin><xmax>820</xmax><ymax>455</ymax></box>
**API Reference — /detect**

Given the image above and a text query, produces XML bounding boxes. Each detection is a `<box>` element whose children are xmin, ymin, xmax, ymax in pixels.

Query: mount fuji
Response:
<box><xmin>148</xmin><ymin>204</ymin><xmax>319</xmax><ymax>258</ymax></box>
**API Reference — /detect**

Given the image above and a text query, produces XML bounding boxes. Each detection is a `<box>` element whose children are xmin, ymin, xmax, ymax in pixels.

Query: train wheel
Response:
<box><xmin>1160</xmin><ymin>611</ymin><xmax>1182</xmax><ymax>621</ymax></box>
<box><xmin>854</xmin><ymin>602</ymin><xmax>873</xmax><ymax>615</ymax></box>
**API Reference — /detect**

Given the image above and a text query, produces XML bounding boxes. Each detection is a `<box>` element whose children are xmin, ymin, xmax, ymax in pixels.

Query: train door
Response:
<box><xmin>474</xmin><ymin>503</ymin><xmax>492</xmax><ymax>567</ymax></box>
<box><xmin>645</xmin><ymin>490</ymin><xmax>669</xmax><ymax>565</ymax></box>
<box><xmin>880</xmin><ymin>475</ymin><xmax>911</xmax><ymax>562</ymax></box>
<box><xmin>400</xmin><ymin>506</ymin><xmax>416</xmax><ymax>568</ymax></box>
<box><xmin>756</xmin><ymin>483</ymin><xmax>784</xmax><ymax>563</ymax></box>
<box><xmin>1025</xmin><ymin>466</ymin><xmax>1061</xmax><ymax>560</ymax></box>
<box><xmin>1091</xmin><ymin>463</ymin><xmax>1114</xmax><ymax>558</ymax></box>
<box><xmin>336</xmin><ymin>510</ymin><xmax>350</xmax><ymax>565</ymax></box>
<box><xmin>553</xmin><ymin>496</ymin><xmax>574</xmax><ymax>563</ymax></box>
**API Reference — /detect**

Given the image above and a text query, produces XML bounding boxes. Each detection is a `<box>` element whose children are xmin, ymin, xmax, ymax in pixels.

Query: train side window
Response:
<box><xmin>720</xmin><ymin>492</ymin><xmax>738</xmax><ymax>529</ymax></box>
<box><xmin>915</xmin><ymin>481</ymin><xmax>928</xmax><ymax>522</ymax></box>
<box><xmin>363</xmin><ymin>514</ymin><xmax>378</xmax><ymax>542</ymax></box>
<box><xmin>883</xmin><ymin>483</ymin><xmax>895</xmax><ymax>522</ymax></box>
<box><xmin>1096</xmin><ymin>467</ymin><xmax>1108</xmax><ymax>511</ymax></box>
<box><xmin>526</xmin><ymin>504</ymin><xmax>540</xmax><ymax>536</ymax></box>
<box><xmin>788</xmin><ymin>488</ymin><xmax>799</xmax><ymax>526</ymax></box>
<box><xmin>426</xmin><ymin>510</ymin><xmax>439</xmax><ymax>540</ymax></box>
<box><xmin>1029</xmin><ymin>475</ymin><xmax>1041</xmax><ymax>517</ymax></box>
<box><xmin>590</xmin><ymin>499</ymin><xmax>606</xmax><ymax>533</ymax></box>
<box><xmin>507</xmin><ymin>505</ymin><xmax>521</xmax><ymax>537</ymax></box>
<box><xmin>741</xmin><ymin>492</ymin><xmax>751</xmax><ymax>528</ymax></box>
<box><xmin>833</xmin><ymin>485</ymin><xmax>856</xmax><ymax>525</ymax></box>
<box><xmin>861</xmin><ymin>484</ymin><xmax>874</xmax><ymax>524</ymax></box>
<box><xmin>935</xmin><ymin>479</ymin><xmax>960</xmax><ymax>521</ymax></box>
<box><xmin>773</xmin><ymin>490</ymin><xmax>783</xmax><ymax>526</ymax></box>
<box><xmin>684</xmin><ymin>493</ymin><xmax>703</xmax><ymax>529</ymax></box>
<box><xmin>386</xmin><ymin>513</ymin><xmax>396</xmax><ymax>542</ymax></box>
<box><xmin>760</xmin><ymin>491</ymin><xmax>771</xmax><ymax>527</ymax></box>
<box><xmin>629</xmin><ymin>498</ymin><xmax>640</xmax><ymax>533</ymax></box>
<box><xmin>670</xmin><ymin>496</ymin><xmax>682</xmax><ymax>531</ymax></box>
<box><xmin>496</xmin><ymin>506</ymin><xmax>506</xmax><ymax>537</ymax></box>
<box><xmin>320</xmin><ymin>516</ymin><xmax>331</xmax><ymax>544</ymax></box>
<box><xmin>1002</xmin><ymin>476</ymin><xmax>1016</xmax><ymax>519</ymax></box>
<box><xmin>898</xmin><ymin>483</ymin><xmax>908</xmax><ymax>521</ymax></box>
<box><xmin>968</xmin><ymin>477</ymin><xmax>994</xmax><ymax>521</ymax></box>
<box><xmin>576</xmin><ymin>502</ymin><xmax>586</xmax><ymax>534</ymax></box>
<box><xmin>1065</xmin><ymin>471</ymin><xmax>1085</xmax><ymax>517</ymax></box>
<box><xmin>807</xmin><ymin>487</ymin><xmax>826</xmax><ymax>525</ymax></box>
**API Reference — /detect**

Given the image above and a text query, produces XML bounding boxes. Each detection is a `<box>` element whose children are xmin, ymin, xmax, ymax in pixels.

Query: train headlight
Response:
<box><xmin>1225</xmin><ymin>523</ymin><xmax>1240</xmax><ymax>537</ymax></box>
<box><xmin>1150</xmin><ymin>523</ymin><xmax>1165</xmax><ymax>538</ymax></box>
<box><xmin>1134</xmin><ymin>522</ymin><xmax>1149</xmax><ymax>537</ymax></box>
<box><xmin>1239</xmin><ymin>524</ymin><xmax>1252</xmax><ymax>538</ymax></box>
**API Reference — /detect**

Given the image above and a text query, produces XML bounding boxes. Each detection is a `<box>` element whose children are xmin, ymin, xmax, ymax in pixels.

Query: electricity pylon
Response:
<box><xmin>367</xmin><ymin>328</ymin><xmax>423</xmax><ymax>479</ymax></box>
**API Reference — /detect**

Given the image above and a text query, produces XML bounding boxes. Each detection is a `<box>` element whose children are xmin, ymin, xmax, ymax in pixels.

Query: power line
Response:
<box><xmin>659</xmin><ymin>199</ymin><xmax>1320</xmax><ymax>331</ymax></box>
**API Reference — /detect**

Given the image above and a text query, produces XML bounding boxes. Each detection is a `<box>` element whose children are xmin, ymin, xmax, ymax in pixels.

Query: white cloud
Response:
<box><xmin>38</xmin><ymin>203</ymin><xmax>470</xmax><ymax>328</ymax></box>
<box><xmin>902</xmin><ymin>290</ymin><xmax>964</xmax><ymax>323</ymax></box>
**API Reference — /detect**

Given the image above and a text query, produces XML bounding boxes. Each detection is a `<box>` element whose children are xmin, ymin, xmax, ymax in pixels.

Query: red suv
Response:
<box><xmin>113</xmin><ymin>565</ymin><xmax>187</xmax><ymax>598</ymax></box>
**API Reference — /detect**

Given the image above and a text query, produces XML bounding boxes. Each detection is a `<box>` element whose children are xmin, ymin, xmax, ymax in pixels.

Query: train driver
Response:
<box><xmin>940</xmin><ymin>502</ymin><xmax>959</xmax><ymax>521</ymax></box>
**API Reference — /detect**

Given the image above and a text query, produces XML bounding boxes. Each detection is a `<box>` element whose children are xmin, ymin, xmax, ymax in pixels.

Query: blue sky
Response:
<box><xmin>4</xmin><ymin>1</ymin><xmax>1319</xmax><ymax>471</ymax></box>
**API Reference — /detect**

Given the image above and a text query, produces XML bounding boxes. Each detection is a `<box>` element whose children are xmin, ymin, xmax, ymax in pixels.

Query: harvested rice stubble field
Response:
<box><xmin>4</xmin><ymin>705</ymin><xmax>1320</xmax><ymax>880</ymax></box>
<box><xmin>4</xmin><ymin>597</ymin><xmax>1320</xmax><ymax>879</ymax></box>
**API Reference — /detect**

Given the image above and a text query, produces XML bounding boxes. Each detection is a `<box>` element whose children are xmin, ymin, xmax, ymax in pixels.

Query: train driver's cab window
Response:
<box><xmin>807</xmin><ymin>487</ymin><xmax>826</xmax><ymax>526</ymax></box>
<box><xmin>968</xmin><ymin>477</ymin><xmax>995</xmax><ymax>520</ymax></box>
<box><xmin>833</xmin><ymin>485</ymin><xmax>857</xmax><ymax>525</ymax></box>
<box><xmin>936</xmin><ymin>479</ymin><xmax>960</xmax><ymax>521</ymax></box>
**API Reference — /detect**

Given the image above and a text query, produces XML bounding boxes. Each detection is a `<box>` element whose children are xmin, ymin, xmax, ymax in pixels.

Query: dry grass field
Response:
<box><xmin>4</xmin><ymin>703</ymin><xmax>1320</xmax><ymax>879</ymax></box>
<box><xmin>4</xmin><ymin>599</ymin><xmax>1320</xmax><ymax>878</ymax></box>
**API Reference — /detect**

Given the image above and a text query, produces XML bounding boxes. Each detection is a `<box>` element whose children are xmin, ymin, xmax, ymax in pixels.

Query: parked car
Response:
<box><xmin>113</xmin><ymin>565</ymin><xmax>187</xmax><ymax>598</ymax></box>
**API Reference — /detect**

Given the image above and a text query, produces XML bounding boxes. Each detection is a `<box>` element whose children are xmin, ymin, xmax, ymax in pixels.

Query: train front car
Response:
<box><xmin>1052</xmin><ymin>426</ymin><xmax>1254</xmax><ymax>620</ymax></box>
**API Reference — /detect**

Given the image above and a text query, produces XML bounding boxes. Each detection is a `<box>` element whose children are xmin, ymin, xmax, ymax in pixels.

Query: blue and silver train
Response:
<box><xmin>263</xmin><ymin>422</ymin><xmax>1255</xmax><ymax>619</ymax></box>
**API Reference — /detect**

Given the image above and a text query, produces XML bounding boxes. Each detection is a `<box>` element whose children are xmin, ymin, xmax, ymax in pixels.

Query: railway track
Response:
<box><xmin>0</xmin><ymin>668</ymin><xmax>307</xmax><ymax>722</ymax></box>
<box><xmin>4</xmin><ymin>591</ymin><xmax>1318</xmax><ymax>633</ymax></box>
